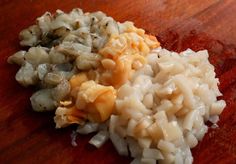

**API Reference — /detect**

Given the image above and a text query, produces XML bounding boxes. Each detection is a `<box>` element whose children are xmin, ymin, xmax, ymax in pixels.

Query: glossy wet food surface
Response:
<box><xmin>0</xmin><ymin>0</ymin><xmax>236</xmax><ymax>164</ymax></box>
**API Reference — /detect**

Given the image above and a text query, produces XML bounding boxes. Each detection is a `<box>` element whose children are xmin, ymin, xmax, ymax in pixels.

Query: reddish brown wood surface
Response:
<box><xmin>0</xmin><ymin>0</ymin><xmax>236</xmax><ymax>163</ymax></box>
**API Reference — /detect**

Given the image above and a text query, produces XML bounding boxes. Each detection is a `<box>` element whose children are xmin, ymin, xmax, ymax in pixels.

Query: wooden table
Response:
<box><xmin>1</xmin><ymin>0</ymin><xmax>236</xmax><ymax>163</ymax></box>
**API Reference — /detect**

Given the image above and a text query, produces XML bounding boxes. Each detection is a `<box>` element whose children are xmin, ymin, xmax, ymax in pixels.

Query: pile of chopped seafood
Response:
<box><xmin>8</xmin><ymin>8</ymin><xmax>225</xmax><ymax>164</ymax></box>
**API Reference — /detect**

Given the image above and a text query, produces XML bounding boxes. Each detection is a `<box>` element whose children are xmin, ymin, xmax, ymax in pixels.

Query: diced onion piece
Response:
<box><xmin>185</xmin><ymin>132</ymin><xmax>198</xmax><ymax>148</ymax></box>
<box><xmin>140</xmin><ymin>158</ymin><xmax>156</xmax><ymax>164</ymax></box>
<box><xmin>127</xmin><ymin>137</ymin><xmax>142</xmax><ymax>158</ymax></box>
<box><xmin>98</xmin><ymin>122</ymin><xmax>108</xmax><ymax>131</ymax></box>
<box><xmin>89</xmin><ymin>130</ymin><xmax>109</xmax><ymax>148</ymax></box>
<box><xmin>147</xmin><ymin>122</ymin><xmax>163</xmax><ymax>141</ymax></box>
<box><xmin>161</xmin><ymin>152</ymin><xmax>175</xmax><ymax>164</ymax></box>
<box><xmin>127</xmin><ymin>119</ymin><xmax>138</xmax><ymax>137</ymax></box>
<box><xmin>195</xmin><ymin>125</ymin><xmax>208</xmax><ymax>140</ymax></box>
<box><xmin>161</xmin><ymin>121</ymin><xmax>182</xmax><ymax>141</ymax></box>
<box><xmin>185</xmin><ymin>156</ymin><xmax>193</xmax><ymax>164</ymax></box>
<box><xmin>155</xmin><ymin>83</ymin><xmax>175</xmax><ymax>97</ymax></box>
<box><xmin>76</xmin><ymin>122</ymin><xmax>99</xmax><ymax>134</ymax></box>
<box><xmin>143</xmin><ymin>148</ymin><xmax>164</xmax><ymax>160</ymax></box>
<box><xmin>196</xmin><ymin>84</ymin><xmax>216</xmax><ymax>106</ymax></box>
<box><xmin>155</xmin><ymin>100</ymin><xmax>173</xmax><ymax>112</ymax></box>
<box><xmin>130</xmin><ymin>158</ymin><xmax>141</xmax><ymax>164</ymax></box>
<box><xmin>183</xmin><ymin>110</ymin><xmax>197</xmax><ymax>130</ymax></box>
<box><xmin>175</xmin><ymin>152</ymin><xmax>184</xmax><ymax>164</ymax></box>
<box><xmin>115</xmin><ymin>126</ymin><xmax>127</xmax><ymax>138</ymax></box>
<box><xmin>123</xmin><ymin>108</ymin><xmax>144</xmax><ymax>121</ymax></box>
<box><xmin>142</xmin><ymin>93</ymin><xmax>153</xmax><ymax>109</ymax></box>
<box><xmin>138</xmin><ymin>138</ymin><xmax>152</xmax><ymax>148</ymax></box>
<box><xmin>153</xmin><ymin>111</ymin><xmax>168</xmax><ymax>125</ymax></box>
<box><xmin>208</xmin><ymin>115</ymin><xmax>219</xmax><ymax>124</ymax></box>
<box><xmin>110</xmin><ymin>132</ymin><xmax>128</xmax><ymax>156</ymax></box>
<box><xmin>117</xmin><ymin>84</ymin><xmax>135</xmax><ymax>99</ymax></box>
<box><xmin>134</xmin><ymin>117</ymin><xmax>153</xmax><ymax>137</ymax></box>
<box><xmin>109</xmin><ymin>115</ymin><xmax>119</xmax><ymax>133</ymax></box>
<box><xmin>173</xmin><ymin>75</ymin><xmax>195</xmax><ymax>109</ymax></box>
<box><xmin>210</xmin><ymin>100</ymin><xmax>226</xmax><ymax>115</ymax></box>
<box><xmin>157</xmin><ymin>140</ymin><xmax>176</xmax><ymax>153</ymax></box>
<box><xmin>171</xmin><ymin>94</ymin><xmax>184</xmax><ymax>105</ymax></box>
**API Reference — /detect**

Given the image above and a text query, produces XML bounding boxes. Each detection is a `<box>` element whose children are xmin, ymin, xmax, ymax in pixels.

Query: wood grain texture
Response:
<box><xmin>0</xmin><ymin>0</ymin><xmax>236</xmax><ymax>163</ymax></box>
